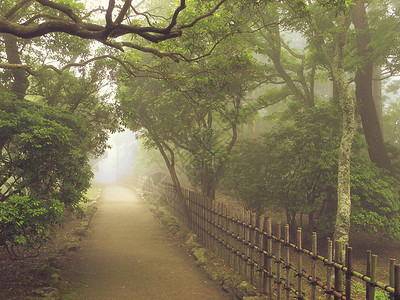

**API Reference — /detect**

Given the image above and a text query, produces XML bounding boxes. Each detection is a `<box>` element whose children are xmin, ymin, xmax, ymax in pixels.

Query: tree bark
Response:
<box><xmin>331</xmin><ymin>29</ymin><xmax>356</xmax><ymax>244</ymax></box>
<box><xmin>154</xmin><ymin>139</ymin><xmax>192</xmax><ymax>225</ymax></box>
<box><xmin>351</xmin><ymin>0</ymin><xmax>392</xmax><ymax>170</ymax></box>
<box><xmin>372</xmin><ymin>65</ymin><xmax>383</xmax><ymax>130</ymax></box>
<box><xmin>3</xmin><ymin>34</ymin><xmax>29</xmax><ymax>98</ymax></box>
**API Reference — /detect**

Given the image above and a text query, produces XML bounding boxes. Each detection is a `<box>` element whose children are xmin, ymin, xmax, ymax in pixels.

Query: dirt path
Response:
<box><xmin>63</xmin><ymin>184</ymin><xmax>231</xmax><ymax>300</ymax></box>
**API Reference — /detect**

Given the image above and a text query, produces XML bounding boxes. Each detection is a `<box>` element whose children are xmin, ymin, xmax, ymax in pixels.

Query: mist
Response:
<box><xmin>93</xmin><ymin>130</ymin><xmax>138</xmax><ymax>184</ymax></box>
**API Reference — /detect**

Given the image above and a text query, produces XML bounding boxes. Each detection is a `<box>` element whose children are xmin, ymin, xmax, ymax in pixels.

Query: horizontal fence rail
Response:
<box><xmin>134</xmin><ymin>175</ymin><xmax>400</xmax><ymax>300</ymax></box>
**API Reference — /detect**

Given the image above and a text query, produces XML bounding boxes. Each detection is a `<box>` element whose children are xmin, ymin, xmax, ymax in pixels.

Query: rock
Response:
<box><xmin>48</xmin><ymin>256</ymin><xmax>64</xmax><ymax>268</ymax></box>
<box><xmin>59</xmin><ymin>242</ymin><xmax>79</xmax><ymax>255</ymax></box>
<box><xmin>185</xmin><ymin>233</ymin><xmax>200</xmax><ymax>249</ymax></box>
<box><xmin>74</xmin><ymin>225</ymin><xmax>87</xmax><ymax>237</ymax></box>
<box><xmin>32</xmin><ymin>287</ymin><xmax>59</xmax><ymax>297</ymax></box>
<box><xmin>160</xmin><ymin>216</ymin><xmax>180</xmax><ymax>234</ymax></box>
<box><xmin>49</xmin><ymin>273</ymin><xmax>60</xmax><ymax>281</ymax></box>
<box><xmin>52</xmin><ymin>279</ymin><xmax>69</xmax><ymax>290</ymax></box>
<box><xmin>65</xmin><ymin>242</ymin><xmax>79</xmax><ymax>251</ymax></box>
<box><xmin>209</xmin><ymin>269</ymin><xmax>222</xmax><ymax>281</ymax></box>
<box><xmin>237</xmin><ymin>281</ymin><xmax>257</xmax><ymax>297</ymax></box>
<box><xmin>192</xmin><ymin>248</ymin><xmax>207</xmax><ymax>266</ymax></box>
<box><xmin>40</xmin><ymin>266</ymin><xmax>59</xmax><ymax>278</ymax></box>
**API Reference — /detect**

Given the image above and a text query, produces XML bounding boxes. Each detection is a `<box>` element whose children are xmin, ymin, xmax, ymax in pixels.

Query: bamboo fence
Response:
<box><xmin>136</xmin><ymin>175</ymin><xmax>400</xmax><ymax>300</ymax></box>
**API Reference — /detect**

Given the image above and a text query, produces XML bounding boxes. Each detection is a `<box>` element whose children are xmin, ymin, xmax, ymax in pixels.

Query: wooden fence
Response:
<box><xmin>136</xmin><ymin>175</ymin><xmax>400</xmax><ymax>299</ymax></box>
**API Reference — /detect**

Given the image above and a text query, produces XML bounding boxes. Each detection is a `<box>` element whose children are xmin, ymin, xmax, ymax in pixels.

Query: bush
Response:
<box><xmin>0</xmin><ymin>97</ymin><xmax>92</xmax><ymax>251</ymax></box>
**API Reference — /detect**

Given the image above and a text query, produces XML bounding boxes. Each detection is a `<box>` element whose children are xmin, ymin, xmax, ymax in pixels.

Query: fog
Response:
<box><xmin>93</xmin><ymin>130</ymin><xmax>138</xmax><ymax>183</ymax></box>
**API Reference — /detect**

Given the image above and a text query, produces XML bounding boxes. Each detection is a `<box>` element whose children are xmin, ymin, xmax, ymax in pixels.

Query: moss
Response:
<box><xmin>41</xmin><ymin>266</ymin><xmax>59</xmax><ymax>278</ymax></box>
<box><xmin>160</xmin><ymin>216</ymin><xmax>181</xmax><ymax>234</ymax></box>
<box><xmin>192</xmin><ymin>248</ymin><xmax>207</xmax><ymax>266</ymax></box>
<box><xmin>59</xmin><ymin>242</ymin><xmax>79</xmax><ymax>255</ymax></box>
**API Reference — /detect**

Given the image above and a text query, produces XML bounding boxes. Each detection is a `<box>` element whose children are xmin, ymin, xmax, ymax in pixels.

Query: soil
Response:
<box><xmin>0</xmin><ymin>208</ymin><xmax>94</xmax><ymax>299</ymax></box>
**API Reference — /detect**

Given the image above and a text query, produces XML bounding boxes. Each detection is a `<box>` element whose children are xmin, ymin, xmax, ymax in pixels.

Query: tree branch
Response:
<box><xmin>1</xmin><ymin>0</ymin><xmax>228</xmax><ymax>49</ymax></box>
<box><xmin>105</xmin><ymin>0</ymin><xmax>115</xmax><ymax>28</ymax></box>
<box><xmin>4</xmin><ymin>0</ymin><xmax>32</xmax><ymax>19</ymax></box>
<box><xmin>179</xmin><ymin>0</ymin><xmax>227</xmax><ymax>30</ymax></box>
<box><xmin>115</xmin><ymin>0</ymin><xmax>132</xmax><ymax>25</ymax></box>
<box><xmin>166</xmin><ymin>0</ymin><xmax>186</xmax><ymax>32</ymax></box>
<box><xmin>35</xmin><ymin>0</ymin><xmax>82</xmax><ymax>23</ymax></box>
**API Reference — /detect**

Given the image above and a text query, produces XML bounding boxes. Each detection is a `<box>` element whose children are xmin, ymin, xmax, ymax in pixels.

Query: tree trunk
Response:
<box><xmin>331</xmin><ymin>30</ymin><xmax>356</xmax><ymax>244</ymax></box>
<box><xmin>154</xmin><ymin>140</ymin><xmax>192</xmax><ymax>225</ymax></box>
<box><xmin>351</xmin><ymin>0</ymin><xmax>392</xmax><ymax>170</ymax></box>
<box><xmin>372</xmin><ymin>65</ymin><xmax>383</xmax><ymax>131</ymax></box>
<box><xmin>3</xmin><ymin>34</ymin><xmax>29</xmax><ymax>99</ymax></box>
<box><xmin>308</xmin><ymin>4</ymin><xmax>355</xmax><ymax>243</ymax></box>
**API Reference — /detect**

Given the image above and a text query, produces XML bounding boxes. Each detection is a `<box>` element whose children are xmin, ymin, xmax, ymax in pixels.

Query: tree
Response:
<box><xmin>268</xmin><ymin>0</ymin><xmax>356</xmax><ymax>243</ymax></box>
<box><xmin>118</xmin><ymin>45</ymin><xmax>260</xmax><ymax>200</ymax></box>
<box><xmin>28</xmin><ymin>60</ymin><xmax>120</xmax><ymax>157</ymax></box>
<box><xmin>0</xmin><ymin>0</ymin><xmax>229</xmax><ymax>65</ymax></box>
<box><xmin>117</xmin><ymin>1</ymin><xmax>261</xmax><ymax>201</ymax></box>
<box><xmin>351</xmin><ymin>0</ymin><xmax>396</xmax><ymax>171</ymax></box>
<box><xmin>249</xmin><ymin>2</ymin><xmax>317</xmax><ymax>109</ymax></box>
<box><xmin>0</xmin><ymin>95</ymin><xmax>92</xmax><ymax>256</ymax></box>
<box><xmin>0</xmin><ymin>7</ymin><xmax>118</xmax><ymax>254</ymax></box>
<box><xmin>223</xmin><ymin>104</ymin><xmax>400</xmax><ymax>238</ymax></box>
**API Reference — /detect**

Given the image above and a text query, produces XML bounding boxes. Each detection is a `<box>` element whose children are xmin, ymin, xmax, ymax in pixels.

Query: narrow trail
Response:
<box><xmin>63</xmin><ymin>184</ymin><xmax>231</xmax><ymax>300</ymax></box>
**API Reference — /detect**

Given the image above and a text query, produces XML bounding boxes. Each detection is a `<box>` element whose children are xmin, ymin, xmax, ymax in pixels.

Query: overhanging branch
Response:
<box><xmin>1</xmin><ymin>0</ymin><xmax>228</xmax><ymax>48</ymax></box>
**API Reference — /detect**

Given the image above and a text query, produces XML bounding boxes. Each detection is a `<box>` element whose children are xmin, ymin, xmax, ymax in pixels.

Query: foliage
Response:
<box><xmin>351</xmin><ymin>157</ymin><xmax>400</xmax><ymax>239</ymax></box>
<box><xmin>221</xmin><ymin>138</ymin><xmax>270</xmax><ymax>214</ymax></box>
<box><xmin>222</xmin><ymin>103</ymin><xmax>400</xmax><ymax>238</ymax></box>
<box><xmin>0</xmin><ymin>94</ymin><xmax>93</xmax><ymax>249</ymax></box>
<box><xmin>117</xmin><ymin>1</ymin><xmax>262</xmax><ymax>198</ymax></box>
<box><xmin>0</xmin><ymin>195</ymin><xmax>64</xmax><ymax>249</ymax></box>
<box><xmin>29</xmin><ymin>64</ymin><xmax>120</xmax><ymax>157</ymax></box>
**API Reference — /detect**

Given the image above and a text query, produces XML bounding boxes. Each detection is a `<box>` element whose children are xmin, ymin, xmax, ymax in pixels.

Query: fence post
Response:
<box><xmin>225</xmin><ymin>205</ymin><xmax>231</xmax><ymax>266</ymax></box>
<box><xmin>208</xmin><ymin>197</ymin><xmax>211</xmax><ymax>247</ymax></box>
<box><xmin>366</xmin><ymin>250</ymin><xmax>371</xmax><ymax>299</ymax></box>
<box><xmin>391</xmin><ymin>259</ymin><xmax>397</xmax><ymax>300</ymax></box>
<box><xmin>240</xmin><ymin>208</ymin><xmax>245</xmax><ymax>279</ymax></box>
<box><xmin>277</xmin><ymin>222</ymin><xmax>282</xmax><ymax>300</ymax></box>
<box><xmin>221</xmin><ymin>203</ymin><xmax>226</xmax><ymax>262</ymax></box>
<box><xmin>395</xmin><ymin>264</ymin><xmax>400</xmax><ymax>300</ymax></box>
<box><xmin>218</xmin><ymin>202</ymin><xmax>223</xmax><ymax>259</ymax></box>
<box><xmin>334</xmin><ymin>240</ymin><xmax>343</xmax><ymax>300</ymax></box>
<box><xmin>345</xmin><ymin>246</ymin><xmax>352</xmax><ymax>299</ymax></box>
<box><xmin>369</xmin><ymin>254</ymin><xmax>377</xmax><ymax>300</ymax></box>
<box><xmin>211</xmin><ymin>198</ymin><xmax>215</xmax><ymax>252</ymax></box>
<box><xmin>262</xmin><ymin>217</ymin><xmax>268</xmax><ymax>294</ymax></box>
<box><xmin>285</xmin><ymin>224</ymin><xmax>290</xmax><ymax>300</ymax></box>
<box><xmin>196</xmin><ymin>195</ymin><xmax>203</xmax><ymax>245</ymax></box>
<box><xmin>257</xmin><ymin>216</ymin><xmax>263</xmax><ymax>292</ymax></box>
<box><xmin>244</xmin><ymin>209</ymin><xmax>249</xmax><ymax>281</ymax></box>
<box><xmin>210</xmin><ymin>200</ymin><xmax>215</xmax><ymax>253</ymax></box>
<box><xmin>233</xmin><ymin>208</ymin><xmax>238</xmax><ymax>273</ymax></box>
<box><xmin>200</xmin><ymin>194</ymin><xmax>204</xmax><ymax>243</ymax></box>
<box><xmin>250</xmin><ymin>213</ymin><xmax>256</xmax><ymax>285</ymax></box>
<box><xmin>264</xmin><ymin>218</ymin><xmax>272</xmax><ymax>298</ymax></box>
<box><xmin>326</xmin><ymin>238</ymin><xmax>333</xmax><ymax>300</ymax></box>
<box><xmin>311</xmin><ymin>232</ymin><xmax>317</xmax><ymax>300</ymax></box>
<box><xmin>232</xmin><ymin>208</ymin><xmax>238</xmax><ymax>273</ymax></box>
<box><xmin>297</xmin><ymin>228</ymin><xmax>303</xmax><ymax>299</ymax></box>
<box><xmin>194</xmin><ymin>194</ymin><xmax>202</xmax><ymax>245</ymax></box>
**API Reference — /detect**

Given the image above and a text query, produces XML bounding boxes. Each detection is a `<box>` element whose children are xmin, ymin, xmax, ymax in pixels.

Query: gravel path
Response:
<box><xmin>64</xmin><ymin>184</ymin><xmax>231</xmax><ymax>300</ymax></box>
